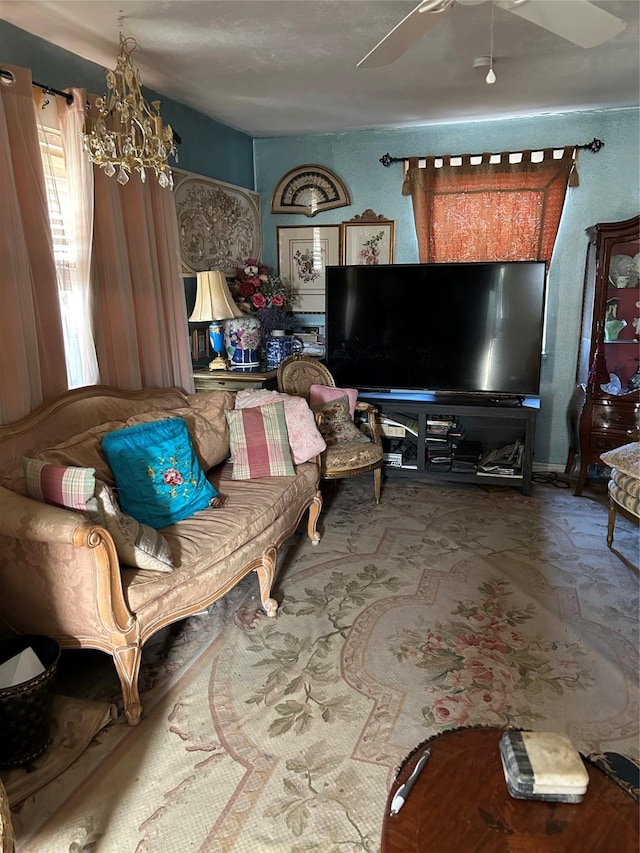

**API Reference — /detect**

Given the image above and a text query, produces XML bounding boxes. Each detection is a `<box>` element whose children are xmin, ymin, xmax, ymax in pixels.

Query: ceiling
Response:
<box><xmin>2</xmin><ymin>0</ymin><xmax>639</xmax><ymax>137</ymax></box>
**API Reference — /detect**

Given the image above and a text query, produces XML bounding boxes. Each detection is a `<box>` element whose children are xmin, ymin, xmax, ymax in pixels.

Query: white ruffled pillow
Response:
<box><xmin>235</xmin><ymin>390</ymin><xmax>326</xmax><ymax>464</ymax></box>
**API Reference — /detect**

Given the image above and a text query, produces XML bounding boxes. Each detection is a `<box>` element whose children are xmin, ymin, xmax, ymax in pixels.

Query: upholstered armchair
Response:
<box><xmin>600</xmin><ymin>440</ymin><xmax>640</xmax><ymax>549</ymax></box>
<box><xmin>277</xmin><ymin>354</ymin><xmax>383</xmax><ymax>502</ymax></box>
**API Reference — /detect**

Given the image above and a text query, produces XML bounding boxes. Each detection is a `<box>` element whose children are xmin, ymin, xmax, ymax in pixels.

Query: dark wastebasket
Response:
<box><xmin>0</xmin><ymin>634</ymin><xmax>61</xmax><ymax>766</ymax></box>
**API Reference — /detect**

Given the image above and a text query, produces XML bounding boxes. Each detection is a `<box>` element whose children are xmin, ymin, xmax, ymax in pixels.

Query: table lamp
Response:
<box><xmin>189</xmin><ymin>270</ymin><xmax>242</xmax><ymax>370</ymax></box>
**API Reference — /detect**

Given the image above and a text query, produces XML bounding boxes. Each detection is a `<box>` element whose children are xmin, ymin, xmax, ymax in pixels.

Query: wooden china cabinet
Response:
<box><xmin>566</xmin><ymin>215</ymin><xmax>640</xmax><ymax>495</ymax></box>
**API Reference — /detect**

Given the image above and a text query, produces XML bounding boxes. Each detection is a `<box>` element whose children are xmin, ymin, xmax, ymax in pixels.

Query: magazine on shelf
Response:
<box><xmin>384</xmin><ymin>412</ymin><xmax>419</xmax><ymax>436</ymax></box>
<box><xmin>478</xmin><ymin>439</ymin><xmax>524</xmax><ymax>475</ymax></box>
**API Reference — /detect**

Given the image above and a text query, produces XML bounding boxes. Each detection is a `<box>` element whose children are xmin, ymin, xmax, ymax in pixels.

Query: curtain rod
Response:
<box><xmin>33</xmin><ymin>80</ymin><xmax>74</xmax><ymax>105</ymax></box>
<box><xmin>379</xmin><ymin>138</ymin><xmax>605</xmax><ymax>167</ymax></box>
<box><xmin>0</xmin><ymin>68</ymin><xmax>182</xmax><ymax>144</ymax></box>
<box><xmin>0</xmin><ymin>68</ymin><xmax>74</xmax><ymax>104</ymax></box>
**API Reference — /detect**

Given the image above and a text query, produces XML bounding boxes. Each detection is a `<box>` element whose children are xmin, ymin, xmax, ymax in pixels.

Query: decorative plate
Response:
<box><xmin>610</xmin><ymin>254</ymin><xmax>634</xmax><ymax>278</ymax></box>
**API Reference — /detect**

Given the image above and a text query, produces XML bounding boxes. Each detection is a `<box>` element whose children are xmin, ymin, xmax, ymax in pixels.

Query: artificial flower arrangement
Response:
<box><xmin>230</xmin><ymin>259</ymin><xmax>297</xmax><ymax>316</ymax></box>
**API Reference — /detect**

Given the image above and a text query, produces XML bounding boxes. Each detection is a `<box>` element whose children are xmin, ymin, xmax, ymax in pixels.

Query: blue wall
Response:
<box><xmin>255</xmin><ymin>110</ymin><xmax>640</xmax><ymax>466</ymax></box>
<box><xmin>0</xmin><ymin>21</ymin><xmax>255</xmax><ymax>188</ymax></box>
<box><xmin>4</xmin><ymin>18</ymin><xmax>638</xmax><ymax>465</ymax></box>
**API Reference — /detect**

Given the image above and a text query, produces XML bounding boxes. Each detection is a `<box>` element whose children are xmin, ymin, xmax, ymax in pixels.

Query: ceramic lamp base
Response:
<box><xmin>208</xmin><ymin>321</ymin><xmax>229</xmax><ymax>370</ymax></box>
<box><xmin>223</xmin><ymin>314</ymin><xmax>262</xmax><ymax>369</ymax></box>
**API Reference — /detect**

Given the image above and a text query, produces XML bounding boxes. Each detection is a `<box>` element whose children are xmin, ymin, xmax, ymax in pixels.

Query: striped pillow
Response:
<box><xmin>23</xmin><ymin>457</ymin><xmax>96</xmax><ymax>511</ymax></box>
<box><xmin>225</xmin><ymin>402</ymin><xmax>295</xmax><ymax>479</ymax></box>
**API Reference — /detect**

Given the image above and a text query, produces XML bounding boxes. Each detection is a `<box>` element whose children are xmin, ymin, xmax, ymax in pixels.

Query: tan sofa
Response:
<box><xmin>0</xmin><ymin>385</ymin><xmax>322</xmax><ymax>725</ymax></box>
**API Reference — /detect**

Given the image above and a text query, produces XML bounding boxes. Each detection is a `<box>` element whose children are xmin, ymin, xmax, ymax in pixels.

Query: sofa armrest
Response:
<box><xmin>0</xmin><ymin>486</ymin><xmax>96</xmax><ymax>546</ymax></box>
<box><xmin>0</xmin><ymin>486</ymin><xmax>135</xmax><ymax>638</ymax></box>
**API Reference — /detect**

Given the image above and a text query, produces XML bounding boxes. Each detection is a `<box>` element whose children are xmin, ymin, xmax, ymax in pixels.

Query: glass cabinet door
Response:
<box><xmin>604</xmin><ymin>237</ymin><xmax>640</xmax><ymax>393</ymax></box>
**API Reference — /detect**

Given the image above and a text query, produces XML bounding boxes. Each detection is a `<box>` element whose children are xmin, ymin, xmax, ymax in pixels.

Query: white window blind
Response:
<box><xmin>36</xmin><ymin>96</ymin><xmax>98</xmax><ymax>387</ymax></box>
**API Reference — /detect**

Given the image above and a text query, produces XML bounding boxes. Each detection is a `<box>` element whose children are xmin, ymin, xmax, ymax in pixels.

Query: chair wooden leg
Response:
<box><xmin>606</xmin><ymin>499</ymin><xmax>616</xmax><ymax>547</ymax></box>
<box><xmin>374</xmin><ymin>466</ymin><xmax>382</xmax><ymax>504</ymax></box>
<box><xmin>564</xmin><ymin>446</ymin><xmax>576</xmax><ymax>476</ymax></box>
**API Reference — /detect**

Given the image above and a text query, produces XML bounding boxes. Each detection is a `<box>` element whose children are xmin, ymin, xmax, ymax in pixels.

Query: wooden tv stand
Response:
<box><xmin>359</xmin><ymin>391</ymin><xmax>539</xmax><ymax>495</ymax></box>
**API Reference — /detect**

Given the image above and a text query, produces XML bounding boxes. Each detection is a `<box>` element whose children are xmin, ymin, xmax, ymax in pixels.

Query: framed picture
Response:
<box><xmin>277</xmin><ymin>225</ymin><xmax>341</xmax><ymax>313</ymax></box>
<box><xmin>341</xmin><ymin>210</ymin><xmax>395</xmax><ymax>266</ymax></box>
<box><xmin>190</xmin><ymin>325</ymin><xmax>210</xmax><ymax>363</ymax></box>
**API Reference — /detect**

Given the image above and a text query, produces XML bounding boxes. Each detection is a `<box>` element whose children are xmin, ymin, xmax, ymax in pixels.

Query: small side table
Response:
<box><xmin>381</xmin><ymin>728</ymin><xmax>638</xmax><ymax>852</ymax></box>
<box><xmin>193</xmin><ymin>368</ymin><xmax>278</xmax><ymax>393</ymax></box>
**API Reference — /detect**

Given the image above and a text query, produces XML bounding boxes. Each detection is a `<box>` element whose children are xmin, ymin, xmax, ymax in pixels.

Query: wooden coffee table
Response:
<box><xmin>381</xmin><ymin>728</ymin><xmax>638</xmax><ymax>852</ymax></box>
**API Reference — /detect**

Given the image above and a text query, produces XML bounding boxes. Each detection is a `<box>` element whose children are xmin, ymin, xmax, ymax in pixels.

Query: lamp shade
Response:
<box><xmin>189</xmin><ymin>271</ymin><xmax>242</xmax><ymax>322</ymax></box>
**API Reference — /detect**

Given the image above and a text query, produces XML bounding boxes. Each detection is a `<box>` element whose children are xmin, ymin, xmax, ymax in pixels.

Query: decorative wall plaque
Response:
<box><xmin>271</xmin><ymin>165</ymin><xmax>351</xmax><ymax>218</ymax></box>
<box><xmin>173</xmin><ymin>168</ymin><xmax>261</xmax><ymax>275</ymax></box>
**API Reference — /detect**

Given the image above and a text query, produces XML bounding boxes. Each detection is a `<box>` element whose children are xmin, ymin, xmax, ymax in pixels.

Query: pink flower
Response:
<box><xmin>444</xmin><ymin>669</ymin><xmax>467</xmax><ymax>689</ymax></box>
<box><xmin>271</xmin><ymin>295</ymin><xmax>284</xmax><ymax>307</ymax></box>
<box><xmin>239</xmin><ymin>282</ymin><xmax>255</xmax><ymax>297</ymax></box>
<box><xmin>420</xmin><ymin>632</ymin><xmax>444</xmax><ymax>653</ymax></box>
<box><xmin>452</xmin><ymin>633</ymin><xmax>486</xmax><ymax>654</ymax></box>
<box><xmin>251</xmin><ymin>292</ymin><xmax>266</xmax><ymax>309</ymax></box>
<box><xmin>163</xmin><ymin>468</ymin><xmax>183</xmax><ymax>486</ymax></box>
<box><xmin>495</xmin><ymin>629</ymin><xmax>527</xmax><ymax>650</ymax></box>
<box><xmin>432</xmin><ymin>694</ymin><xmax>471</xmax><ymax>726</ymax></box>
<box><xmin>258</xmin><ymin>274</ymin><xmax>269</xmax><ymax>283</ymax></box>
<box><xmin>467</xmin><ymin>688</ymin><xmax>509</xmax><ymax>722</ymax></box>
<box><xmin>463</xmin><ymin>653</ymin><xmax>514</xmax><ymax>689</ymax></box>
<box><xmin>468</xmin><ymin>612</ymin><xmax>492</xmax><ymax>628</ymax></box>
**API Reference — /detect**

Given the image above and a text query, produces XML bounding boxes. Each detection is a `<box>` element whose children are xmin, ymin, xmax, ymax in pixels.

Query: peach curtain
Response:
<box><xmin>91</xmin><ymin>164</ymin><xmax>194</xmax><ymax>392</ymax></box>
<box><xmin>0</xmin><ymin>64</ymin><xmax>68</xmax><ymax>423</ymax></box>
<box><xmin>56</xmin><ymin>86</ymin><xmax>100</xmax><ymax>387</ymax></box>
<box><xmin>402</xmin><ymin>149</ymin><xmax>575</xmax><ymax>264</ymax></box>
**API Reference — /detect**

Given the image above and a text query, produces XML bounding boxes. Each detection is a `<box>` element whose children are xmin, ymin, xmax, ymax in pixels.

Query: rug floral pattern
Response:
<box><xmin>9</xmin><ymin>479</ymin><xmax>638</xmax><ymax>852</ymax></box>
<box><xmin>388</xmin><ymin>577</ymin><xmax>594</xmax><ymax>730</ymax></box>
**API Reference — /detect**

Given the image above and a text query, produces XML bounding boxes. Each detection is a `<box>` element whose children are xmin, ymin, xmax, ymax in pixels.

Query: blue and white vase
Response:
<box><xmin>223</xmin><ymin>314</ymin><xmax>262</xmax><ymax>369</ymax></box>
<box><xmin>265</xmin><ymin>330</ymin><xmax>303</xmax><ymax>371</ymax></box>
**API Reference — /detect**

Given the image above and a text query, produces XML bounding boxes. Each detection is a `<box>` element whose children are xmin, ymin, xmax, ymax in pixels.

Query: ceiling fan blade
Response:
<box><xmin>357</xmin><ymin>0</ymin><xmax>453</xmax><ymax>69</ymax></box>
<box><xmin>498</xmin><ymin>0</ymin><xmax>626</xmax><ymax>49</ymax></box>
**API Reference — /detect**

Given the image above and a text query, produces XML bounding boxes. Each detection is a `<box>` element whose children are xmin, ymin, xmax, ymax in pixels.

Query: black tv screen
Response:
<box><xmin>324</xmin><ymin>261</ymin><xmax>547</xmax><ymax>397</ymax></box>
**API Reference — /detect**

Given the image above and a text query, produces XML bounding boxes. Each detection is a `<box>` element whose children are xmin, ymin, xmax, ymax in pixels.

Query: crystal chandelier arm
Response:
<box><xmin>81</xmin><ymin>33</ymin><xmax>177</xmax><ymax>187</ymax></box>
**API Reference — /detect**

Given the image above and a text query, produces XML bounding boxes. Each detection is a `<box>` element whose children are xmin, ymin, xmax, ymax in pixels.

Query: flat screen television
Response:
<box><xmin>324</xmin><ymin>261</ymin><xmax>547</xmax><ymax>398</ymax></box>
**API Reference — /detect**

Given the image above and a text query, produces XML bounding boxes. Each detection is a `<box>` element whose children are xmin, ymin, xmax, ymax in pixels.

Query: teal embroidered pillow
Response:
<box><xmin>101</xmin><ymin>418</ymin><xmax>221</xmax><ymax>529</ymax></box>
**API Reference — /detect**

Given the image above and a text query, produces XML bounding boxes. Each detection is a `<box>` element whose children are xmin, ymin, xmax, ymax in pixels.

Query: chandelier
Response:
<box><xmin>82</xmin><ymin>33</ymin><xmax>177</xmax><ymax>188</ymax></box>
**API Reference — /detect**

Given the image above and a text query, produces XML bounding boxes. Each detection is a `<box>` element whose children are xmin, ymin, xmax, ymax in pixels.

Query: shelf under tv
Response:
<box><xmin>361</xmin><ymin>392</ymin><xmax>538</xmax><ymax>495</ymax></box>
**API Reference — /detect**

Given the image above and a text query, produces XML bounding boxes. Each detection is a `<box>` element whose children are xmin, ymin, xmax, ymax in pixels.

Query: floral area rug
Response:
<box><xmin>9</xmin><ymin>476</ymin><xmax>639</xmax><ymax>852</ymax></box>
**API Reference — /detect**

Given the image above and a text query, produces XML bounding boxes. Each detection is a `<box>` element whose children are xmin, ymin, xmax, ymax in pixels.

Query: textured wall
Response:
<box><xmin>255</xmin><ymin>110</ymin><xmax>640</xmax><ymax>466</ymax></box>
<box><xmin>4</xmin><ymin>17</ymin><xmax>638</xmax><ymax>465</ymax></box>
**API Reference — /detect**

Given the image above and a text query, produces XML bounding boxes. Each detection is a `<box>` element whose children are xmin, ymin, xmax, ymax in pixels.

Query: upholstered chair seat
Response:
<box><xmin>277</xmin><ymin>354</ymin><xmax>383</xmax><ymax>502</ymax></box>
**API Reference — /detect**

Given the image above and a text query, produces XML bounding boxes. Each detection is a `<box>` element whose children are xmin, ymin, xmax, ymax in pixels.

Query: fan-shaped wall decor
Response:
<box><xmin>271</xmin><ymin>165</ymin><xmax>351</xmax><ymax>218</ymax></box>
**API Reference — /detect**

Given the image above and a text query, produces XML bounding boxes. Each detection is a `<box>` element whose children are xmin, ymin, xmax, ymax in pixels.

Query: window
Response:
<box><xmin>36</xmin><ymin>95</ymin><xmax>98</xmax><ymax>388</ymax></box>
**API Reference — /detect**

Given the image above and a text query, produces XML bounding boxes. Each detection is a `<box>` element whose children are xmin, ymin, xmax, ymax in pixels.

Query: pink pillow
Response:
<box><xmin>225</xmin><ymin>402</ymin><xmax>295</xmax><ymax>479</ymax></box>
<box><xmin>235</xmin><ymin>390</ymin><xmax>326</xmax><ymax>464</ymax></box>
<box><xmin>23</xmin><ymin>457</ymin><xmax>96</xmax><ymax>511</ymax></box>
<box><xmin>309</xmin><ymin>385</ymin><xmax>358</xmax><ymax>420</ymax></box>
